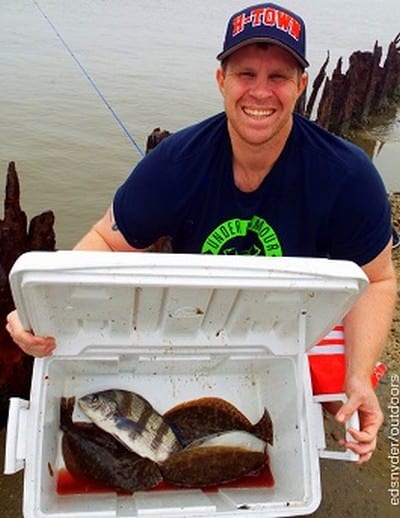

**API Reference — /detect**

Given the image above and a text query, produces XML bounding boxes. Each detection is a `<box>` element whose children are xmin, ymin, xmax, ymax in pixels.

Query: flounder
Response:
<box><xmin>164</xmin><ymin>396</ymin><xmax>273</xmax><ymax>445</ymax></box>
<box><xmin>78</xmin><ymin>389</ymin><xmax>182</xmax><ymax>463</ymax></box>
<box><xmin>60</xmin><ymin>397</ymin><xmax>162</xmax><ymax>492</ymax></box>
<box><xmin>160</xmin><ymin>430</ymin><xmax>268</xmax><ymax>487</ymax></box>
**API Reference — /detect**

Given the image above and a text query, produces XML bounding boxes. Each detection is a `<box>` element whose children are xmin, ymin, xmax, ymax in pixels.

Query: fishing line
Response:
<box><xmin>31</xmin><ymin>0</ymin><xmax>145</xmax><ymax>158</ymax></box>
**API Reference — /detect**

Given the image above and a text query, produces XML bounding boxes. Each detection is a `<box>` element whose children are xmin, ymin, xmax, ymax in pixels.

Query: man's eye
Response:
<box><xmin>270</xmin><ymin>74</ymin><xmax>287</xmax><ymax>82</ymax></box>
<box><xmin>239</xmin><ymin>71</ymin><xmax>255</xmax><ymax>78</ymax></box>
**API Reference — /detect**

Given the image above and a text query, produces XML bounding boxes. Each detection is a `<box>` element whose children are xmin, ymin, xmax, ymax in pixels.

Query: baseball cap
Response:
<box><xmin>217</xmin><ymin>3</ymin><xmax>309</xmax><ymax>68</ymax></box>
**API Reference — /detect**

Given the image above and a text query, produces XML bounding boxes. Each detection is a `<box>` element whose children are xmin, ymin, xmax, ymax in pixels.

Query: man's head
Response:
<box><xmin>217</xmin><ymin>3</ymin><xmax>308</xmax><ymax>70</ymax></box>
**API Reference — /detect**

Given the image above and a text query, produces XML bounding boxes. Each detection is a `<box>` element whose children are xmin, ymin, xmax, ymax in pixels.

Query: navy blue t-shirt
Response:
<box><xmin>113</xmin><ymin>112</ymin><xmax>391</xmax><ymax>265</ymax></box>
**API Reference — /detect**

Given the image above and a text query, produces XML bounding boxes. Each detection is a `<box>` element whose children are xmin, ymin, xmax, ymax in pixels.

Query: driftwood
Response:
<box><xmin>146</xmin><ymin>128</ymin><xmax>172</xmax><ymax>153</ymax></box>
<box><xmin>0</xmin><ymin>162</ymin><xmax>56</xmax><ymax>427</ymax></box>
<box><xmin>299</xmin><ymin>34</ymin><xmax>400</xmax><ymax>136</ymax></box>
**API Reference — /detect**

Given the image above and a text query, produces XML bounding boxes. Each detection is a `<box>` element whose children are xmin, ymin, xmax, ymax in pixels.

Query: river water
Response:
<box><xmin>1</xmin><ymin>0</ymin><xmax>399</xmax><ymax>249</ymax></box>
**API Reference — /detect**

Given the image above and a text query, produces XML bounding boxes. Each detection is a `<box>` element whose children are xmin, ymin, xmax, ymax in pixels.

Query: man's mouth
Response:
<box><xmin>243</xmin><ymin>108</ymin><xmax>275</xmax><ymax>119</ymax></box>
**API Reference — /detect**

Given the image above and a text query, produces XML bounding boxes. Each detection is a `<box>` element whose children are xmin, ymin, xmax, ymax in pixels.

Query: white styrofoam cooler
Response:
<box><xmin>5</xmin><ymin>251</ymin><xmax>368</xmax><ymax>518</ymax></box>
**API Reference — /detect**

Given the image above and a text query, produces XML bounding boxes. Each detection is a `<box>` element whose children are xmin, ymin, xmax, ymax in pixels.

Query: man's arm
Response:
<box><xmin>74</xmin><ymin>205</ymin><xmax>141</xmax><ymax>251</ymax></box>
<box><xmin>336</xmin><ymin>238</ymin><xmax>396</xmax><ymax>463</ymax></box>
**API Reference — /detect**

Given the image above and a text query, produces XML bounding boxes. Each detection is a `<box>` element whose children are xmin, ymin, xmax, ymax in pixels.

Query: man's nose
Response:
<box><xmin>249</xmin><ymin>76</ymin><xmax>273</xmax><ymax>97</ymax></box>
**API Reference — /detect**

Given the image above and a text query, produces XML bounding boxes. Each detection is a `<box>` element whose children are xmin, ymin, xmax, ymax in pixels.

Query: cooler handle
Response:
<box><xmin>4</xmin><ymin>397</ymin><xmax>29</xmax><ymax>474</ymax></box>
<box><xmin>313</xmin><ymin>393</ymin><xmax>359</xmax><ymax>462</ymax></box>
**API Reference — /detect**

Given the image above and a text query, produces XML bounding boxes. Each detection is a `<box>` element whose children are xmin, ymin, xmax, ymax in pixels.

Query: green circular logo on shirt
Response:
<box><xmin>201</xmin><ymin>215</ymin><xmax>282</xmax><ymax>256</ymax></box>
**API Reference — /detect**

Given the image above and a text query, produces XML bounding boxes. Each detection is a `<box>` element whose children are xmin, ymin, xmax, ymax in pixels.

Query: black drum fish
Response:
<box><xmin>160</xmin><ymin>430</ymin><xmax>268</xmax><ymax>487</ymax></box>
<box><xmin>78</xmin><ymin>389</ymin><xmax>182</xmax><ymax>463</ymax></box>
<box><xmin>60</xmin><ymin>397</ymin><xmax>162</xmax><ymax>492</ymax></box>
<box><xmin>164</xmin><ymin>396</ymin><xmax>274</xmax><ymax>445</ymax></box>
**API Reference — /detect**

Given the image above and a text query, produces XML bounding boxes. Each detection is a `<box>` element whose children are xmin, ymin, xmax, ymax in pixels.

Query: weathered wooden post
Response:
<box><xmin>0</xmin><ymin>162</ymin><xmax>56</xmax><ymax>426</ymax></box>
<box><xmin>297</xmin><ymin>33</ymin><xmax>400</xmax><ymax>136</ymax></box>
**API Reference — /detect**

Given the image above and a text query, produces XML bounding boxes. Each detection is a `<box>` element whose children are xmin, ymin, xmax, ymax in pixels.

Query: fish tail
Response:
<box><xmin>251</xmin><ymin>408</ymin><xmax>274</xmax><ymax>445</ymax></box>
<box><xmin>60</xmin><ymin>397</ymin><xmax>76</xmax><ymax>431</ymax></box>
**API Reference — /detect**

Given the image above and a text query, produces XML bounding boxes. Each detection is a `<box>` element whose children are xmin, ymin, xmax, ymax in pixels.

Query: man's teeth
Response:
<box><xmin>244</xmin><ymin>108</ymin><xmax>274</xmax><ymax>118</ymax></box>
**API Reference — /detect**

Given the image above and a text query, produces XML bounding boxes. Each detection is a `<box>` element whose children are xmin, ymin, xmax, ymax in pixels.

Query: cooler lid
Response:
<box><xmin>9</xmin><ymin>251</ymin><xmax>368</xmax><ymax>356</ymax></box>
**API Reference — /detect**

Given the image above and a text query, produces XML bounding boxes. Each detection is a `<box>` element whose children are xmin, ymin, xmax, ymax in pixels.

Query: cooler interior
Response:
<box><xmin>27</xmin><ymin>347</ymin><xmax>320</xmax><ymax>518</ymax></box>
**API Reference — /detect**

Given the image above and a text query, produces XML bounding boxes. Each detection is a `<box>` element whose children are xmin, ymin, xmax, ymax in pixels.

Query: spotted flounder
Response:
<box><xmin>160</xmin><ymin>430</ymin><xmax>268</xmax><ymax>487</ymax></box>
<box><xmin>164</xmin><ymin>396</ymin><xmax>273</xmax><ymax>445</ymax></box>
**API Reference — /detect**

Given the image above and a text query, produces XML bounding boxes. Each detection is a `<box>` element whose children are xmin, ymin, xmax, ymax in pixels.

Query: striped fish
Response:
<box><xmin>78</xmin><ymin>389</ymin><xmax>182</xmax><ymax>463</ymax></box>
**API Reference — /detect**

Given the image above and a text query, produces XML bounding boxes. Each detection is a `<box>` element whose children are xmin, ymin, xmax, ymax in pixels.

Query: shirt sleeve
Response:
<box><xmin>113</xmin><ymin>143</ymin><xmax>178</xmax><ymax>248</ymax></box>
<box><xmin>326</xmin><ymin>153</ymin><xmax>391</xmax><ymax>265</ymax></box>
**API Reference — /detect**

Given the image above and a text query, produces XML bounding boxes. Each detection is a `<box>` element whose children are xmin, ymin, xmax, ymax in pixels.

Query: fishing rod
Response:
<box><xmin>31</xmin><ymin>0</ymin><xmax>145</xmax><ymax>158</ymax></box>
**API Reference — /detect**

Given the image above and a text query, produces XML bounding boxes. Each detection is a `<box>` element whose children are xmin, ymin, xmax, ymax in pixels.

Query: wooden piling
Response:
<box><xmin>0</xmin><ymin>162</ymin><xmax>56</xmax><ymax>427</ymax></box>
<box><xmin>299</xmin><ymin>33</ymin><xmax>400</xmax><ymax>136</ymax></box>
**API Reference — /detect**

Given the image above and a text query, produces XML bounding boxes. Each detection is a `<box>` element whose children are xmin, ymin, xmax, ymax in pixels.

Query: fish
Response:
<box><xmin>164</xmin><ymin>396</ymin><xmax>274</xmax><ymax>445</ymax></box>
<box><xmin>160</xmin><ymin>430</ymin><xmax>268</xmax><ymax>487</ymax></box>
<box><xmin>78</xmin><ymin>389</ymin><xmax>182</xmax><ymax>463</ymax></box>
<box><xmin>60</xmin><ymin>397</ymin><xmax>162</xmax><ymax>492</ymax></box>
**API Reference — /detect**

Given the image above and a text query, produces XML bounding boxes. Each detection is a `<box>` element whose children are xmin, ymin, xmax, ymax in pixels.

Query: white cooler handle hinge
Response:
<box><xmin>4</xmin><ymin>397</ymin><xmax>30</xmax><ymax>474</ymax></box>
<box><xmin>313</xmin><ymin>393</ymin><xmax>359</xmax><ymax>462</ymax></box>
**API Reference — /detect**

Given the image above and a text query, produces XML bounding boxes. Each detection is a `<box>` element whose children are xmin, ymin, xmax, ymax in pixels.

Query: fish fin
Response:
<box><xmin>164</xmin><ymin>418</ymin><xmax>188</xmax><ymax>447</ymax></box>
<box><xmin>114</xmin><ymin>415</ymin><xmax>146</xmax><ymax>434</ymax></box>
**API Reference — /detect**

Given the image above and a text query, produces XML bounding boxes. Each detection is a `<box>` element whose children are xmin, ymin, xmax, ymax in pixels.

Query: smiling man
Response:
<box><xmin>216</xmin><ymin>44</ymin><xmax>307</xmax><ymax>191</ymax></box>
<box><xmin>6</xmin><ymin>3</ymin><xmax>396</xmax><ymax>465</ymax></box>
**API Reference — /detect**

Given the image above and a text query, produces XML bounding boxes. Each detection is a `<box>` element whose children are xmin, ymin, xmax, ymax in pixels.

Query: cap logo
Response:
<box><xmin>231</xmin><ymin>7</ymin><xmax>301</xmax><ymax>41</ymax></box>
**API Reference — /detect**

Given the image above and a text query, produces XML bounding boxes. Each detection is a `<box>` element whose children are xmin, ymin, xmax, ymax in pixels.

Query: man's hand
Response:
<box><xmin>336</xmin><ymin>375</ymin><xmax>384</xmax><ymax>464</ymax></box>
<box><xmin>337</xmin><ymin>239</ymin><xmax>395</xmax><ymax>464</ymax></box>
<box><xmin>6</xmin><ymin>309</ymin><xmax>56</xmax><ymax>357</ymax></box>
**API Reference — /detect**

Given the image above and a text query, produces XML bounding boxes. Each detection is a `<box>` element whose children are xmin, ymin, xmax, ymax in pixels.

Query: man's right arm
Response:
<box><xmin>74</xmin><ymin>205</ymin><xmax>141</xmax><ymax>252</ymax></box>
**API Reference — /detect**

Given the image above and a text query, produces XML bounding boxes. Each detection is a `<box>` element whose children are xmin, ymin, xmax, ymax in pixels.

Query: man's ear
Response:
<box><xmin>298</xmin><ymin>71</ymin><xmax>308</xmax><ymax>96</ymax></box>
<box><xmin>216</xmin><ymin>67</ymin><xmax>225</xmax><ymax>94</ymax></box>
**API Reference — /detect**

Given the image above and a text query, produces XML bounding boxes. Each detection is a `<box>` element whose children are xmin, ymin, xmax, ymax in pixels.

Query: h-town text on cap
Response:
<box><xmin>217</xmin><ymin>2</ymin><xmax>309</xmax><ymax>69</ymax></box>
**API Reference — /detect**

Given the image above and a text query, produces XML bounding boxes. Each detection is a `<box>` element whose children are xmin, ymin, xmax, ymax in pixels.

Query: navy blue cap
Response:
<box><xmin>217</xmin><ymin>3</ymin><xmax>309</xmax><ymax>68</ymax></box>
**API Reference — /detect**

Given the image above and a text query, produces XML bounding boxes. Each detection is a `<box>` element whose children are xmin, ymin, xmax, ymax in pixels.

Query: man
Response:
<box><xmin>6</xmin><ymin>3</ymin><xmax>396</xmax><ymax>464</ymax></box>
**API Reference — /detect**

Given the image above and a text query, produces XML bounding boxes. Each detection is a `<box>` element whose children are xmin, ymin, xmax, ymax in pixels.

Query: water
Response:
<box><xmin>1</xmin><ymin>0</ymin><xmax>399</xmax><ymax>248</ymax></box>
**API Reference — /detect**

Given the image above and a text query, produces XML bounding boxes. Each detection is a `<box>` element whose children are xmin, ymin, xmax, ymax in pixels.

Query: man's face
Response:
<box><xmin>216</xmin><ymin>44</ymin><xmax>307</xmax><ymax>149</ymax></box>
